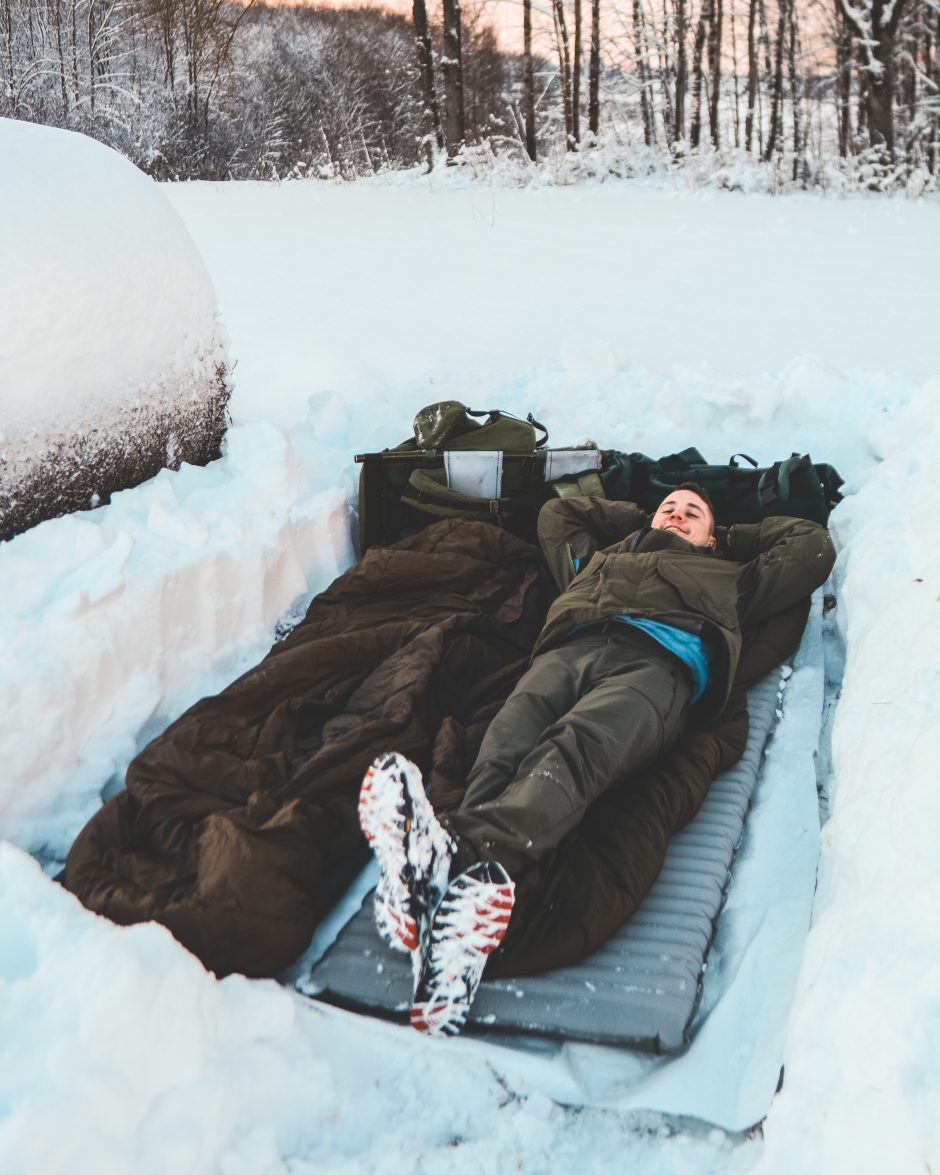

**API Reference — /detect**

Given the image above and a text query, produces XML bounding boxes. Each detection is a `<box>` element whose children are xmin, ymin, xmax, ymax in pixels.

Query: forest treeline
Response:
<box><xmin>2</xmin><ymin>0</ymin><xmax>938</xmax><ymax>186</ymax></box>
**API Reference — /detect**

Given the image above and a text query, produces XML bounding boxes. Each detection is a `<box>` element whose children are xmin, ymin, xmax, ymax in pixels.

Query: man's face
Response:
<box><xmin>650</xmin><ymin>489</ymin><xmax>716</xmax><ymax>549</ymax></box>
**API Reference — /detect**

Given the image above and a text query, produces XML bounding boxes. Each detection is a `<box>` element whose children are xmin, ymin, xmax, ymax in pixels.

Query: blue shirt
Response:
<box><xmin>616</xmin><ymin>617</ymin><xmax>711</xmax><ymax>703</ymax></box>
<box><xmin>565</xmin><ymin>614</ymin><xmax>711</xmax><ymax>702</ymax></box>
<box><xmin>566</xmin><ymin>554</ymin><xmax>712</xmax><ymax>702</ymax></box>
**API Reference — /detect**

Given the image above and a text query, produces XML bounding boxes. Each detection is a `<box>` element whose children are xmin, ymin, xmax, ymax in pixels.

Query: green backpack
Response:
<box><xmin>357</xmin><ymin>401</ymin><xmax>555</xmax><ymax>550</ymax></box>
<box><xmin>397</xmin><ymin>403</ymin><xmax>555</xmax><ymax>540</ymax></box>
<box><xmin>598</xmin><ymin>448</ymin><xmax>843</xmax><ymax>526</ymax></box>
<box><xmin>357</xmin><ymin>404</ymin><xmax>844</xmax><ymax>552</ymax></box>
<box><xmin>402</xmin><ymin>400</ymin><xmax>549</xmax><ymax>454</ymax></box>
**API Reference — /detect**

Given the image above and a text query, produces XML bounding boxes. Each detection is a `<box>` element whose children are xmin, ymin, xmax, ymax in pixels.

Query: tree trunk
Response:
<box><xmin>730</xmin><ymin>0</ymin><xmax>741</xmax><ymax>146</ymax></box>
<box><xmin>1</xmin><ymin>0</ymin><xmax>19</xmax><ymax>117</ymax></box>
<box><xmin>523</xmin><ymin>0</ymin><xmax>538</xmax><ymax>158</ymax></box>
<box><xmin>745</xmin><ymin>0</ymin><xmax>758</xmax><ymax>149</ymax></box>
<box><xmin>675</xmin><ymin>0</ymin><xmax>688</xmax><ymax>139</ymax></box>
<box><xmin>865</xmin><ymin>0</ymin><xmax>905</xmax><ymax>157</ymax></box>
<box><xmin>834</xmin><ymin>0</ymin><xmax>851</xmax><ymax>156</ymax></box>
<box><xmin>573</xmin><ymin>0</ymin><xmax>583</xmax><ymax>143</ymax></box>
<box><xmin>690</xmin><ymin>0</ymin><xmax>708</xmax><ymax>147</ymax></box>
<box><xmin>763</xmin><ymin>0</ymin><xmax>788</xmax><ymax>159</ymax></box>
<box><xmin>634</xmin><ymin>0</ymin><xmax>655</xmax><ymax>144</ymax></box>
<box><xmin>930</xmin><ymin>11</ymin><xmax>940</xmax><ymax>172</ymax></box>
<box><xmin>787</xmin><ymin>0</ymin><xmax>803</xmax><ymax>178</ymax></box>
<box><xmin>857</xmin><ymin>56</ymin><xmax>869</xmax><ymax>139</ymax></box>
<box><xmin>412</xmin><ymin>0</ymin><xmax>444</xmax><ymax>158</ymax></box>
<box><xmin>659</xmin><ymin>1</ymin><xmax>676</xmax><ymax>139</ymax></box>
<box><xmin>589</xmin><ymin>0</ymin><xmax>601</xmax><ymax>134</ymax></box>
<box><xmin>70</xmin><ymin>0</ymin><xmax>80</xmax><ymax>108</ymax></box>
<box><xmin>866</xmin><ymin>43</ymin><xmax>897</xmax><ymax>156</ymax></box>
<box><xmin>707</xmin><ymin>0</ymin><xmax>722</xmax><ymax>145</ymax></box>
<box><xmin>441</xmin><ymin>0</ymin><xmax>465</xmax><ymax>156</ymax></box>
<box><xmin>54</xmin><ymin>0</ymin><xmax>71</xmax><ymax>120</ymax></box>
<box><xmin>552</xmin><ymin>0</ymin><xmax>574</xmax><ymax>148</ymax></box>
<box><xmin>756</xmin><ymin>0</ymin><xmax>774</xmax><ymax>153</ymax></box>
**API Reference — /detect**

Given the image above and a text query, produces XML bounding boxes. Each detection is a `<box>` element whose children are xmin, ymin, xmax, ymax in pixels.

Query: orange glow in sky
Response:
<box><xmin>274</xmin><ymin>0</ymin><xmax>538</xmax><ymax>53</ymax></box>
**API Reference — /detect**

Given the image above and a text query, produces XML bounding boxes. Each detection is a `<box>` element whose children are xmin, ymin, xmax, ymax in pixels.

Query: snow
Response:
<box><xmin>0</xmin><ymin>419</ymin><xmax>353</xmax><ymax>856</ymax></box>
<box><xmin>0</xmin><ymin>118</ymin><xmax>221</xmax><ymax>426</ymax></box>
<box><xmin>0</xmin><ymin>118</ymin><xmax>226</xmax><ymax>533</ymax></box>
<box><xmin>1</xmin><ymin>166</ymin><xmax>939</xmax><ymax>1172</ymax></box>
<box><xmin>168</xmin><ymin>179</ymin><xmax>937</xmax><ymax>432</ymax></box>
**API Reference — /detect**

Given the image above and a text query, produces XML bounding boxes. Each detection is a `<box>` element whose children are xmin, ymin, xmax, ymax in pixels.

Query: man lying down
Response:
<box><xmin>359</xmin><ymin>485</ymin><xmax>835</xmax><ymax>1036</ymax></box>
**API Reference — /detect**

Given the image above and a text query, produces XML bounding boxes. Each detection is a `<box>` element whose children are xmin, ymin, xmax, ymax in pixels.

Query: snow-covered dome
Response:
<box><xmin>0</xmin><ymin>118</ymin><xmax>229</xmax><ymax>541</ymax></box>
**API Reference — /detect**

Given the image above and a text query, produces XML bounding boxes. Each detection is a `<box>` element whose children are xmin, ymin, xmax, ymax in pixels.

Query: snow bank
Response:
<box><xmin>1</xmin><ymin>177</ymin><xmax>938</xmax><ymax>1172</ymax></box>
<box><xmin>0</xmin><ymin>843</ymin><xmax>749</xmax><ymax>1175</ymax></box>
<box><xmin>0</xmin><ymin>118</ymin><xmax>229</xmax><ymax>540</ymax></box>
<box><xmin>761</xmin><ymin>376</ymin><xmax>940</xmax><ymax>1171</ymax></box>
<box><xmin>0</xmin><ymin>419</ymin><xmax>354</xmax><ymax>859</ymax></box>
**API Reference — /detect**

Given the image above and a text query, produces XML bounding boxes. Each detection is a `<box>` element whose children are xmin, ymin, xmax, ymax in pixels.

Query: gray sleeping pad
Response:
<box><xmin>304</xmin><ymin>670</ymin><xmax>782</xmax><ymax>1052</ymax></box>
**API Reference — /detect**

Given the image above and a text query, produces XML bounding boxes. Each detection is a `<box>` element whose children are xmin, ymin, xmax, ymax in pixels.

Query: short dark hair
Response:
<box><xmin>666</xmin><ymin>481</ymin><xmax>716</xmax><ymax>532</ymax></box>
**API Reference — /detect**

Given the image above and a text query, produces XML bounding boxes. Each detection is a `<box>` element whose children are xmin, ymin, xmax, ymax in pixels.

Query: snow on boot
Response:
<box><xmin>358</xmin><ymin>752</ymin><xmax>455</xmax><ymax>955</ymax></box>
<box><xmin>372</xmin><ymin>872</ymin><xmax>415</xmax><ymax>954</ymax></box>
<box><xmin>410</xmin><ymin>861</ymin><xmax>515</xmax><ymax>1037</ymax></box>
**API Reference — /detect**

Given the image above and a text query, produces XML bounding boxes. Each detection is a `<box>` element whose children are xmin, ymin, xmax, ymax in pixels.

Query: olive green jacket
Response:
<box><xmin>535</xmin><ymin>496</ymin><xmax>836</xmax><ymax>722</ymax></box>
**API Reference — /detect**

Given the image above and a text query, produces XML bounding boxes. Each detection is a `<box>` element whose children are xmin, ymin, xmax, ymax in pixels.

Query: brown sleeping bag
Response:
<box><xmin>65</xmin><ymin>517</ymin><xmax>810</xmax><ymax>982</ymax></box>
<box><xmin>65</xmin><ymin>520</ymin><xmax>550</xmax><ymax>976</ymax></box>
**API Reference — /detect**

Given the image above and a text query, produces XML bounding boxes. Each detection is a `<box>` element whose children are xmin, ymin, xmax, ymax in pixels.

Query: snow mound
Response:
<box><xmin>0</xmin><ymin>118</ymin><xmax>229</xmax><ymax>541</ymax></box>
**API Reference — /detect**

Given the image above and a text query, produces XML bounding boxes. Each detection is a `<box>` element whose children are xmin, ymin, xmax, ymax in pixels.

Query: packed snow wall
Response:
<box><xmin>0</xmin><ymin>118</ymin><xmax>229</xmax><ymax>542</ymax></box>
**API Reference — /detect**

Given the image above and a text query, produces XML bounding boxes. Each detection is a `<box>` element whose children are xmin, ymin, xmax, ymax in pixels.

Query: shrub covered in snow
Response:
<box><xmin>0</xmin><ymin>118</ymin><xmax>229</xmax><ymax>542</ymax></box>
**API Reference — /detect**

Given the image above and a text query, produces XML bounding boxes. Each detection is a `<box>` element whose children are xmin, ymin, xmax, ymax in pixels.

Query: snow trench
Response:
<box><xmin>2</xmin><ymin>364</ymin><xmax>938</xmax><ymax>1171</ymax></box>
<box><xmin>0</xmin><ymin>419</ymin><xmax>355</xmax><ymax>862</ymax></box>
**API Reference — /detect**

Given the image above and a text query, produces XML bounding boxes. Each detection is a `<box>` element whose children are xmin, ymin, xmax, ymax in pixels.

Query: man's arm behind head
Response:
<box><xmin>537</xmin><ymin>496</ymin><xmax>648</xmax><ymax>592</ymax></box>
<box><xmin>731</xmin><ymin>516</ymin><xmax>836</xmax><ymax>630</ymax></box>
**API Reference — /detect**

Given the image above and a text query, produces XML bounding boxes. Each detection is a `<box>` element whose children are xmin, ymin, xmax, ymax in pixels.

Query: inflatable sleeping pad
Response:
<box><xmin>302</xmin><ymin>670</ymin><xmax>783</xmax><ymax>1053</ymax></box>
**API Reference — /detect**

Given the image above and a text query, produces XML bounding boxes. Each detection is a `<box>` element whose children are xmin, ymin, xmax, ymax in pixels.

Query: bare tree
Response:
<box><xmin>690</xmin><ymin>0</ymin><xmax>708</xmax><ymax>145</ymax></box>
<box><xmin>523</xmin><ymin>0</ymin><xmax>537</xmax><ymax>156</ymax></box>
<box><xmin>573</xmin><ymin>0</ymin><xmax>583</xmax><ymax>141</ymax></box>
<box><xmin>729</xmin><ymin>0</ymin><xmax>741</xmax><ymax>144</ymax></box>
<box><xmin>745</xmin><ymin>0</ymin><xmax>760</xmax><ymax>148</ymax></box>
<box><xmin>837</xmin><ymin>0</ymin><xmax>908</xmax><ymax>155</ymax></box>
<box><xmin>552</xmin><ymin>0</ymin><xmax>574</xmax><ymax>146</ymax></box>
<box><xmin>787</xmin><ymin>0</ymin><xmax>804</xmax><ymax>176</ymax></box>
<box><xmin>441</xmin><ymin>0</ymin><xmax>465</xmax><ymax>155</ymax></box>
<box><xmin>415</xmin><ymin>1</ymin><xmax>443</xmax><ymax>151</ymax></box>
<box><xmin>633</xmin><ymin>0</ymin><xmax>656</xmax><ymax>143</ymax></box>
<box><xmin>764</xmin><ymin>0</ymin><xmax>788</xmax><ymax>158</ymax></box>
<box><xmin>706</xmin><ymin>0</ymin><xmax>722</xmax><ymax>143</ymax></box>
<box><xmin>411</xmin><ymin>0</ymin><xmax>443</xmax><ymax>160</ymax></box>
<box><xmin>589</xmin><ymin>0</ymin><xmax>601</xmax><ymax>134</ymax></box>
<box><xmin>675</xmin><ymin>0</ymin><xmax>689</xmax><ymax>138</ymax></box>
<box><xmin>1</xmin><ymin>0</ymin><xmax>21</xmax><ymax>116</ymax></box>
<box><xmin>3</xmin><ymin>0</ymin><xmax>938</xmax><ymax>183</ymax></box>
<box><xmin>833</xmin><ymin>0</ymin><xmax>852</xmax><ymax>154</ymax></box>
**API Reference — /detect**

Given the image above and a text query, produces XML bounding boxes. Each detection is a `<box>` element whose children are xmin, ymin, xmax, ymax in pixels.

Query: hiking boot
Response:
<box><xmin>358</xmin><ymin>752</ymin><xmax>455</xmax><ymax>955</ymax></box>
<box><xmin>372</xmin><ymin>872</ymin><xmax>416</xmax><ymax>954</ymax></box>
<box><xmin>410</xmin><ymin>861</ymin><xmax>515</xmax><ymax>1037</ymax></box>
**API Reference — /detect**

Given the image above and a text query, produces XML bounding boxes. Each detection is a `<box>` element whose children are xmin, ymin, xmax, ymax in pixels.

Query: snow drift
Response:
<box><xmin>0</xmin><ymin>118</ymin><xmax>229</xmax><ymax>541</ymax></box>
<box><xmin>1</xmin><ymin>175</ymin><xmax>938</xmax><ymax>1173</ymax></box>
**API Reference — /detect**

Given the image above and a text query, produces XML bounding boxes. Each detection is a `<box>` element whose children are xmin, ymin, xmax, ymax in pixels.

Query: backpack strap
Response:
<box><xmin>467</xmin><ymin>409</ymin><xmax>549</xmax><ymax>449</ymax></box>
<box><xmin>402</xmin><ymin>466</ymin><xmax>515</xmax><ymax>522</ymax></box>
